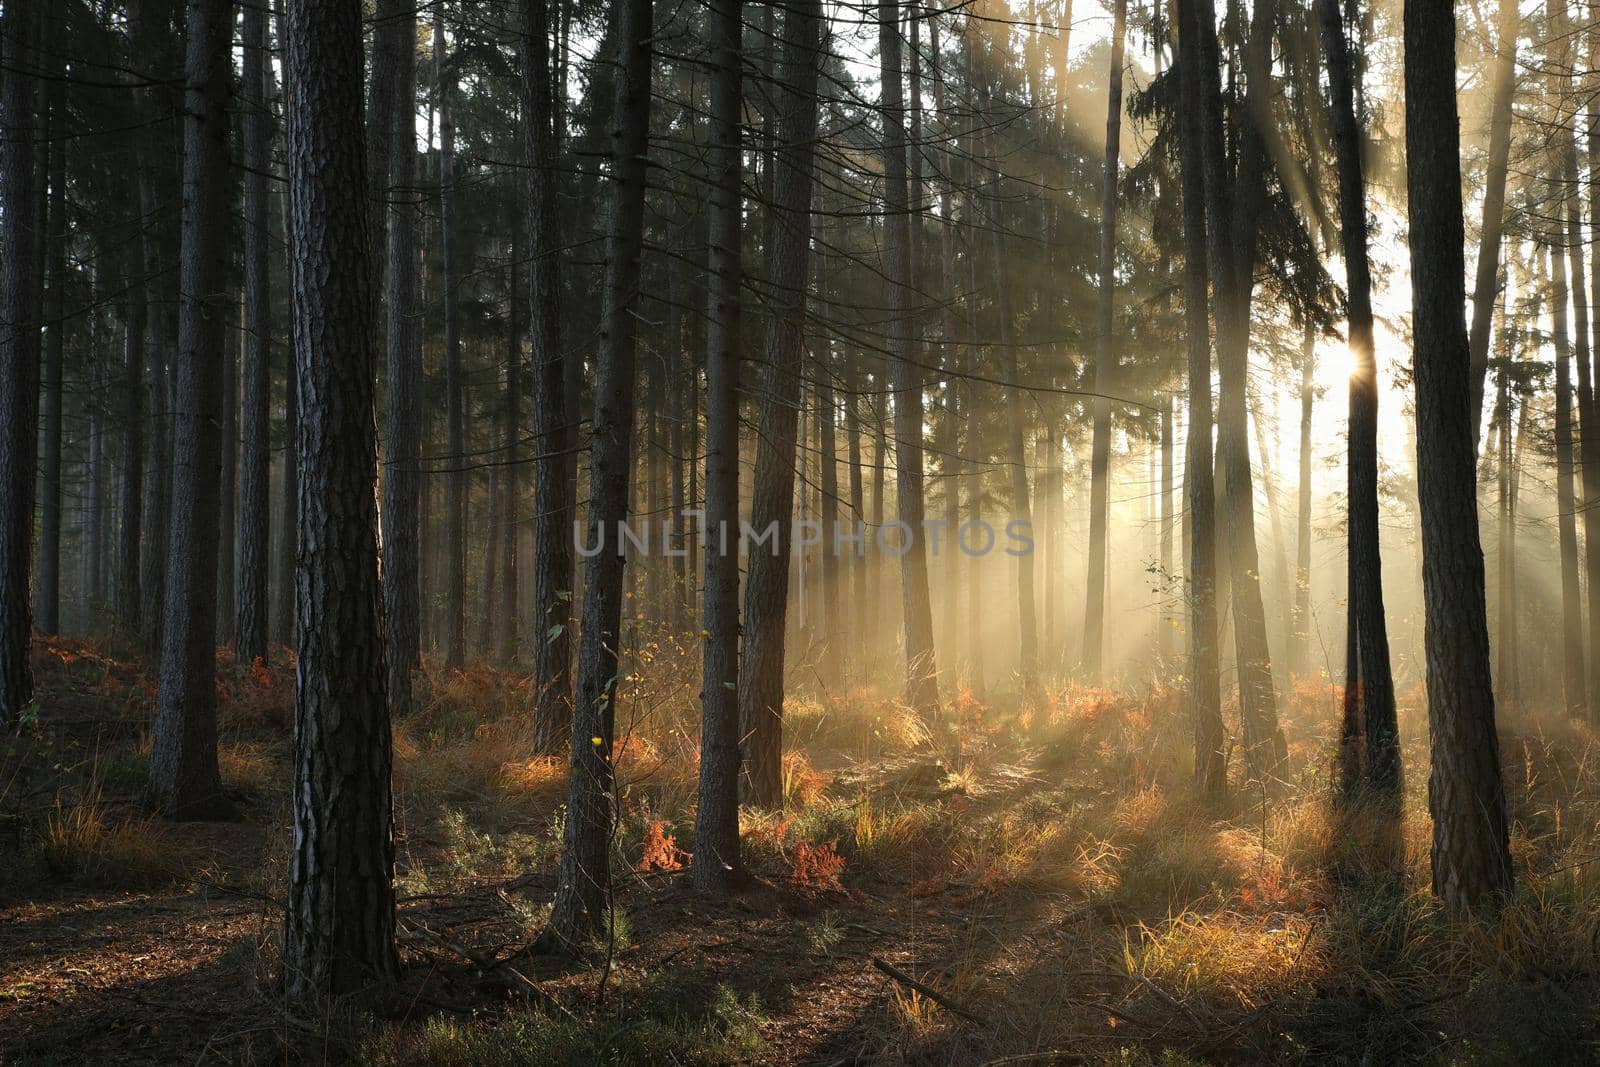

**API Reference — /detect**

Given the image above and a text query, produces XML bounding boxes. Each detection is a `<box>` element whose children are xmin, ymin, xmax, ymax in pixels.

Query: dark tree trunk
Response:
<box><xmin>216</xmin><ymin>310</ymin><xmax>237</xmax><ymax>645</ymax></box>
<box><xmin>1190</xmin><ymin>0</ymin><xmax>1286</xmax><ymax>776</ymax></box>
<box><xmin>1082</xmin><ymin>0</ymin><xmax>1127</xmax><ymax>680</ymax></box>
<box><xmin>237</xmin><ymin>0</ymin><xmax>274</xmax><ymax>668</ymax></box>
<box><xmin>1551</xmin><ymin>243</ymin><xmax>1586</xmax><ymax>716</ymax></box>
<box><xmin>1403</xmin><ymin>0</ymin><xmax>1514</xmax><ymax>907</ymax></box>
<box><xmin>282</xmin><ymin>0</ymin><xmax>398</xmax><ymax>996</ymax></box>
<box><xmin>437</xmin><ymin>2</ymin><xmax>466</xmax><ymax>671</ymax></box>
<box><xmin>880</xmin><ymin>0</ymin><xmax>940</xmax><ymax>715</ymax></box>
<box><xmin>275</xmin><ymin>330</ymin><xmax>298</xmax><ymax>648</ymax></box>
<box><xmin>930</xmin><ymin>14</ymin><xmax>962</xmax><ymax>665</ymax></box>
<box><xmin>37</xmin><ymin>74</ymin><xmax>65</xmax><ymax>639</ymax></box>
<box><xmin>541</xmin><ymin>0</ymin><xmax>653</xmax><ymax>949</ymax></box>
<box><xmin>141</xmin><ymin>313</ymin><xmax>171</xmax><ymax>659</ymax></box>
<box><xmin>1318</xmin><ymin>0</ymin><xmax>1398</xmax><ymax>803</ymax></box>
<box><xmin>693</xmin><ymin>0</ymin><xmax>746</xmax><ymax>890</ymax></box>
<box><xmin>1175</xmin><ymin>0</ymin><xmax>1224</xmax><ymax>795</ymax></box>
<box><xmin>1291</xmin><ymin>330</ymin><xmax>1314</xmax><ymax>677</ymax></box>
<box><xmin>1495</xmin><ymin>363</ymin><xmax>1516</xmax><ymax>705</ymax></box>
<box><xmin>86</xmin><ymin>363</ymin><xmax>106</xmax><ymax>611</ymax></box>
<box><xmin>845</xmin><ymin>350</ymin><xmax>867</xmax><ymax>673</ymax></box>
<box><xmin>381</xmin><ymin>0</ymin><xmax>421</xmax><ymax>714</ymax></box>
<box><xmin>0</xmin><ymin>2</ymin><xmax>40</xmax><ymax>725</ymax></box>
<box><xmin>1556</xmin><ymin>63</ymin><xmax>1600</xmax><ymax>718</ymax></box>
<box><xmin>1158</xmin><ymin>399</ymin><xmax>1174</xmax><ymax>662</ymax></box>
<box><xmin>499</xmin><ymin>211</ymin><xmax>521</xmax><ymax>669</ymax></box>
<box><xmin>1466</xmin><ymin>0</ymin><xmax>1519</xmax><ymax>445</ymax></box>
<box><xmin>526</xmin><ymin>0</ymin><xmax>576</xmax><ymax>752</ymax></box>
<box><xmin>735</xmin><ymin>0</ymin><xmax>822</xmax><ymax>812</ymax></box>
<box><xmin>149</xmin><ymin>0</ymin><xmax>233</xmax><ymax>818</ymax></box>
<box><xmin>117</xmin><ymin>243</ymin><xmax>146</xmax><ymax>639</ymax></box>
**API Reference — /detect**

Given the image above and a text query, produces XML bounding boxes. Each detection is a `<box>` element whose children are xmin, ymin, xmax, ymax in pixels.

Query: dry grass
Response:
<box><xmin>15</xmin><ymin>636</ymin><xmax>1600</xmax><ymax>1065</ymax></box>
<box><xmin>40</xmin><ymin>787</ymin><xmax>183</xmax><ymax>886</ymax></box>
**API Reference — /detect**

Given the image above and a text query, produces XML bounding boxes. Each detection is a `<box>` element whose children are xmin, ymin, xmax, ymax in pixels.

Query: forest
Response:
<box><xmin>0</xmin><ymin>0</ymin><xmax>1594</xmax><ymax>1060</ymax></box>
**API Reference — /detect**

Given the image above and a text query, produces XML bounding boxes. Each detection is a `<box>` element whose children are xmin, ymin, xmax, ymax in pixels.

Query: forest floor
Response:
<box><xmin>5</xmin><ymin>636</ymin><xmax>1600</xmax><ymax>1065</ymax></box>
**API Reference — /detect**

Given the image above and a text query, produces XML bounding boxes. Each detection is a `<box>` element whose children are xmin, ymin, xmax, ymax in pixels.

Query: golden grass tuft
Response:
<box><xmin>41</xmin><ymin>789</ymin><xmax>182</xmax><ymax>886</ymax></box>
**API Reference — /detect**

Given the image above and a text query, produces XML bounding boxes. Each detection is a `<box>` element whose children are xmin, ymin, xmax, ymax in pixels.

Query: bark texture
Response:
<box><xmin>282</xmin><ymin>0</ymin><xmax>399</xmax><ymax>996</ymax></box>
<box><xmin>149</xmin><ymin>0</ymin><xmax>234</xmax><ymax>818</ymax></box>
<box><xmin>1403</xmin><ymin>0</ymin><xmax>1514</xmax><ymax>908</ymax></box>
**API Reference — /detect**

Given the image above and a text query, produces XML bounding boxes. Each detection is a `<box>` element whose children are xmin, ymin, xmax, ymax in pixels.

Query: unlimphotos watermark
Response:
<box><xmin>575</xmin><ymin>514</ymin><xmax>1034</xmax><ymax>558</ymax></box>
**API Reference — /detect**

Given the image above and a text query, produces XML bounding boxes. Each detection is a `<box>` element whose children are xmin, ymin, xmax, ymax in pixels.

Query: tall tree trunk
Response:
<box><xmin>381</xmin><ymin>0</ymin><xmax>422</xmax><ymax>713</ymax></box>
<box><xmin>216</xmin><ymin>310</ymin><xmax>238</xmax><ymax>645</ymax></box>
<box><xmin>693</xmin><ymin>0</ymin><xmax>746</xmax><ymax>889</ymax></box>
<box><xmin>930</xmin><ymin>14</ymin><xmax>963</xmax><ymax>667</ymax></box>
<box><xmin>37</xmin><ymin>73</ymin><xmax>65</xmax><ymax>639</ymax></box>
<box><xmin>275</xmin><ymin>324</ymin><xmax>298</xmax><ymax>647</ymax></box>
<box><xmin>542</xmin><ymin>0</ymin><xmax>653</xmax><ymax>948</ymax></box>
<box><xmin>0</xmin><ymin>2</ymin><xmax>40</xmax><ymax>725</ymax></box>
<box><xmin>1158</xmin><ymin>398</ymin><xmax>1174</xmax><ymax>662</ymax></box>
<box><xmin>845</xmin><ymin>349</ymin><xmax>867</xmax><ymax>673</ymax></box>
<box><xmin>1495</xmin><ymin>362</ymin><xmax>1516</xmax><ymax>705</ymax></box>
<box><xmin>1403</xmin><ymin>0</ymin><xmax>1514</xmax><ymax>907</ymax></box>
<box><xmin>117</xmin><ymin>243</ymin><xmax>146</xmax><ymax>639</ymax></box>
<box><xmin>1083</xmin><ymin>0</ymin><xmax>1127</xmax><ymax>680</ymax></box>
<box><xmin>880</xmin><ymin>0</ymin><xmax>940</xmax><ymax>715</ymax></box>
<box><xmin>1175</xmin><ymin>0</ymin><xmax>1224</xmax><ymax>795</ymax></box>
<box><xmin>736</xmin><ymin>0</ymin><xmax>822</xmax><ymax>811</ymax></box>
<box><xmin>1190</xmin><ymin>0</ymin><xmax>1286</xmax><ymax>776</ymax></box>
<box><xmin>1318</xmin><ymin>0</ymin><xmax>1399</xmax><ymax>804</ymax></box>
<box><xmin>818</xmin><ymin>322</ymin><xmax>840</xmax><ymax>683</ymax></box>
<box><xmin>1290</xmin><ymin>329</ymin><xmax>1314</xmax><ymax>677</ymax></box>
<box><xmin>437</xmin><ymin>1</ymin><xmax>467</xmax><ymax>671</ymax></box>
<box><xmin>1466</xmin><ymin>0</ymin><xmax>1519</xmax><ymax>446</ymax></box>
<box><xmin>527</xmin><ymin>0</ymin><xmax>576</xmax><ymax>752</ymax></box>
<box><xmin>149</xmin><ymin>0</ymin><xmax>233</xmax><ymax>818</ymax></box>
<box><xmin>86</xmin><ymin>358</ymin><xmax>106</xmax><ymax>611</ymax></box>
<box><xmin>281</xmin><ymin>0</ymin><xmax>398</xmax><ymax>997</ymax></box>
<box><xmin>236</xmin><ymin>0</ymin><xmax>272</xmax><ymax>666</ymax></box>
<box><xmin>1551</xmin><ymin>242</ymin><xmax>1587</xmax><ymax>717</ymax></box>
<box><xmin>499</xmin><ymin>212</ymin><xmax>521</xmax><ymax>669</ymax></box>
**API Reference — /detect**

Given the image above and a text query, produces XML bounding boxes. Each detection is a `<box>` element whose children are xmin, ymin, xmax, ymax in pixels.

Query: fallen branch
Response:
<box><xmin>398</xmin><ymin>921</ymin><xmax>576</xmax><ymax>1021</ymax></box>
<box><xmin>870</xmin><ymin>956</ymin><xmax>988</xmax><ymax>1026</ymax></box>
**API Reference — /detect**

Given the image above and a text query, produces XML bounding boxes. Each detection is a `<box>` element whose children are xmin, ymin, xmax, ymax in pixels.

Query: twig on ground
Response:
<box><xmin>871</xmin><ymin>956</ymin><xmax>988</xmax><ymax>1026</ymax></box>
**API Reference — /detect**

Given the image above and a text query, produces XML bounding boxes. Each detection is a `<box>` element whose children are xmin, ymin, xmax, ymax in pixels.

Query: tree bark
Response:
<box><xmin>282</xmin><ymin>0</ymin><xmax>398</xmax><ymax>996</ymax></box>
<box><xmin>1290</xmin><ymin>329</ymin><xmax>1314</xmax><ymax>677</ymax></box>
<box><xmin>736</xmin><ymin>0</ymin><xmax>822</xmax><ymax>810</ymax></box>
<box><xmin>437</xmin><ymin>1</ymin><xmax>467</xmax><ymax>672</ymax></box>
<box><xmin>149</xmin><ymin>0</ymin><xmax>233</xmax><ymax>819</ymax></box>
<box><xmin>1189</xmin><ymin>0</ymin><xmax>1286</xmax><ymax>776</ymax></box>
<box><xmin>1083</xmin><ymin>0</ymin><xmax>1127</xmax><ymax>680</ymax></box>
<box><xmin>880</xmin><ymin>0</ymin><xmax>940</xmax><ymax>715</ymax></box>
<box><xmin>542</xmin><ymin>0</ymin><xmax>653</xmax><ymax>949</ymax></box>
<box><xmin>1403</xmin><ymin>0</ymin><xmax>1514</xmax><ymax>907</ymax></box>
<box><xmin>1318</xmin><ymin>0</ymin><xmax>1399</xmax><ymax>804</ymax></box>
<box><xmin>526</xmin><ymin>0</ymin><xmax>576</xmax><ymax>752</ymax></box>
<box><xmin>117</xmin><ymin>242</ymin><xmax>146</xmax><ymax>639</ymax></box>
<box><xmin>37</xmin><ymin>69</ymin><xmax>65</xmax><ymax>639</ymax></box>
<box><xmin>1175</xmin><ymin>0</ymin><xmax>1224</xmax><ymax>795</ymax></box>
<box><xmin>499</xmin><ymin>210</ymin><xmax>521</xmax><ymax>669</ymax></box>
<box><xmin>380</xmin><ymin>0</ymin><xmax>421</xmax><ymax>714</ymax></box>
<box><xmin>236</xmin><ymin>0</ymin><xmax>272</xmax><ymax>666</ymax></box>
<box><xmin>0</xmin><ymin>2</ymin><xmax>40</xmax><ymax>725</ymax></box>
<box><xmin>216</xmin><ymin>307</ymin><xmax>238</xmax><ymax>645</ymax></box>
<box><xmin>1466</xmin><ymin>0</ymin><xmax>1519</xmax><ymax>446</ymax></box>
<box><xmin>1551</xmin><ymin>242</ymin><xmax>1586</xmax><ymax>717</ymax></box>
<box><xmin>693</xmin><ymin>0</ymin><xmax>746</xmax><ymax>890</ymax></box>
